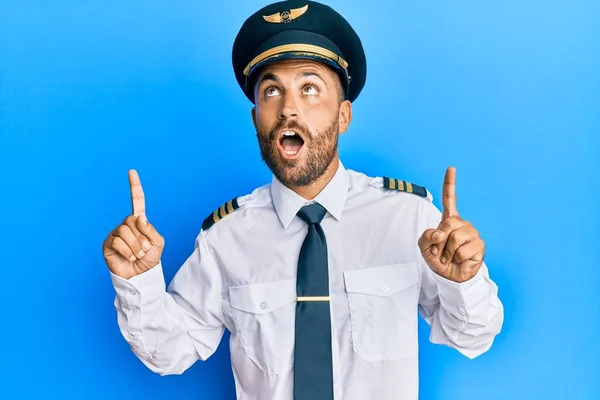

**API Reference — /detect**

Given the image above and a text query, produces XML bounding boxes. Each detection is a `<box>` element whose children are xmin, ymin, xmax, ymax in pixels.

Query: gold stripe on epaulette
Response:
<box><xmin>202</xmin><ymin>197</ymin><xmax>241</xmax><ymax>232</ymax></box>
<box><xmin>381</xmin><ymin>176</ymin><xmax>428</xmax><ymax>199</ymax></box>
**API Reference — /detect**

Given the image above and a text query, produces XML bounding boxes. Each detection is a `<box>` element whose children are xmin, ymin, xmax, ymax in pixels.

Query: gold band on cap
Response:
<box><xmin>297</xmin><ymin>296</ymin><xmax>331</xmax><ymax>302</ymax></box>
<box><xmin>243</xmin><ymin>43</ymin><xmax>348</xmax><ymax>76</ymax></box>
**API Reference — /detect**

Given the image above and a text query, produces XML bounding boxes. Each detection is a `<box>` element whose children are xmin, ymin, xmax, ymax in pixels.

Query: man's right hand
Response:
<box><xmin>102</xmin><ymin>169</ymin><xmax>165</xmax><ymax>280</ymax></box>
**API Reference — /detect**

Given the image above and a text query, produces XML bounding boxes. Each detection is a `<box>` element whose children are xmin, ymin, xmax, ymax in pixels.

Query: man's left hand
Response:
<box><xmin>418</xmin><ymin>167</ymin><xmax>485</xmax><ymax>283</ymax></box>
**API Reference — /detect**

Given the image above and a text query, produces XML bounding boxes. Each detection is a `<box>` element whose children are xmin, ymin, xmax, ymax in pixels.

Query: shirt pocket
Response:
<box><xmin>228</xmin><ymin>278</ymin><xmax>297</xmax><ymax>374</ymax></box>
<box><xmin>343</xmin><ymin>262</ymin><xmax>420</xmax><ymax>362</ymax></box>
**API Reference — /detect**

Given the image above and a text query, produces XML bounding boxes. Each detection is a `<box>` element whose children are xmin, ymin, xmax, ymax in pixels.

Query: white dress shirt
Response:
<box><xmin>110</xmin><ymin>160</ymin><xmax>504</xmax><ymax>400</ymax></box>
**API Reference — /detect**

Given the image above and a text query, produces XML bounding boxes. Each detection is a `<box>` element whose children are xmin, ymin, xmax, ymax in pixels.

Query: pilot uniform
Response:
<box><xmin>110</xmin><ymin>1</ymin><xmax>504</xmax><ymax>399</ymax></box>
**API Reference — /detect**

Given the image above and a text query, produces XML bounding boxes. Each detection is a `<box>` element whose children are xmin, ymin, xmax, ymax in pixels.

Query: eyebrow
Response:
<box><xmin>257</xmin><ymin>72</ymin><xmax>279</xmax><ymax>87</ymax></box>
<box><xmin>297</xmin><ymin>70</ymin><xmax>328</xmax><ymax>88</ymax></box>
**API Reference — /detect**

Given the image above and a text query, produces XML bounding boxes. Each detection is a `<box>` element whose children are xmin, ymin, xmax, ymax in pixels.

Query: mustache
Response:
<box><xmin>268</xmin><ymin>120</ymin><xmax>311</xmax><ymax>141</ymax></box>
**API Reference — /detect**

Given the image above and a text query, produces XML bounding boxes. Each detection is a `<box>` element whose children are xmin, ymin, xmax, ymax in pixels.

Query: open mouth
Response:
<box><xmin>277</xmin><ymin>130</ymin><xmax>305</xmax><ymax>159</ymax></box>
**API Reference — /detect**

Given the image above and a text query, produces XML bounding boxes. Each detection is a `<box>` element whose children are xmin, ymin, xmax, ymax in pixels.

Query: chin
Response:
<box><xmin>279</xmin><ymin>164</ymin><xmax>327</xmax><ymax>187</ymax></box>
<box><xmin>276</xmin><ymin>167</ymin><xmax>308</xmax><ymax>187</ymax></box>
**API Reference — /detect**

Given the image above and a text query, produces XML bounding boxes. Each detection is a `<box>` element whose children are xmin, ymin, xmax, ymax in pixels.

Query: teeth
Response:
<box><xmin>282</xmin><ymin>131</ymin><xmax>297</xmax><ymax>137</ymax></box>
<box><xmin>285</xmin><ymin>150</ymin><xmax>298</xmax><ymax>155</ymax></box>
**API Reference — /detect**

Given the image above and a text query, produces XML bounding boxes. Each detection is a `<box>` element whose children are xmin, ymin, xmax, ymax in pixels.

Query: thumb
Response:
<box><xmin>135</xmin><ymin>216</ymin><xmax>164</xmax><ymax>248</ymax></box>
<box><xmin>418</xmin><ymin>229</ymin><xmax>446</xmax><ymax>253</ymax></box>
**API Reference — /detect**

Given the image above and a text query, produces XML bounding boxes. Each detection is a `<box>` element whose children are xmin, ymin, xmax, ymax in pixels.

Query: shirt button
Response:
<box><xmin>128</xmin><ymin>289</ymin><xmax>136</xmax><ymax>296</ymax></box>
<box><xmin>259</xmin><ymin>302</ymin><xmax>267</xmax><ymax>310</ymax></box>
<box><xmin>382</xmin><ymin>285</ymin><xmax>390</xmax><ymax>293</ymax></box>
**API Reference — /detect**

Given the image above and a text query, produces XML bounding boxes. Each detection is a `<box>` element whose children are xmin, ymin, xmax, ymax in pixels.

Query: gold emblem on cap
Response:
<box><xmin>263</xmin><ymin>4</ymin><xmax>308</xmax><ymax>23</ymax></box>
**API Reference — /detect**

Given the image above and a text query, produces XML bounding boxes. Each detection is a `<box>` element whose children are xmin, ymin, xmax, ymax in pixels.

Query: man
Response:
<box><xmin>103</xmin><ymin>1</ymin><xmax>504</xmax><ymax>399</ymax></box>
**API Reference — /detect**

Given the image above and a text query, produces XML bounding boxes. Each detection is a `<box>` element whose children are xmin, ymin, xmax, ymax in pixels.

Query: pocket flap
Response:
<box><xmin>344</xmin><ymin>263</ymin><xmax>418</xmax><ymax>297</ymax></box>
<box><xmin>229</xmin><ymin>279</ymin><xmax>297</xmax><ymax>314</ymax></box>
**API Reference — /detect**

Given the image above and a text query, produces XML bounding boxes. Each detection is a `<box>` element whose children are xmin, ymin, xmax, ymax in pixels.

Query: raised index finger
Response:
<box><xmin>128</xmin><ymin>169</ymin><xmax>146</xmax><ymax>218</ymax></box>
<box><xmin>442</xmin><ymin>166</ymin><xmax>458</xmax><ymax>219</ymax></box>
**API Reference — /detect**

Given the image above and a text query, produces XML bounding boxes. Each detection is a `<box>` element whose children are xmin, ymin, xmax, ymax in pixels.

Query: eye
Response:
<box><xmin>303</xmin><ymin>84</ymin><xmax>318</xmax><ymax>95</ymax></box>
<box><xmin>265</xmin><ymin>86</ymin><xmax>280</xmax><ymax>97</ymax></box>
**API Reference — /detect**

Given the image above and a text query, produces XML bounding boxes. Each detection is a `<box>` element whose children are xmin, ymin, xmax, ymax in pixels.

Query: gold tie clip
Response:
<box><xmin>297</xmin><ymin>296</ymin><xmax>331</xmax><ymax>302</ymax></box>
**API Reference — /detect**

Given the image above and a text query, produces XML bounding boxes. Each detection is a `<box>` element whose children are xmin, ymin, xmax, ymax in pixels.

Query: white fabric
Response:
<box><xmin>110</xmin><ymin>160</ymin><xmax>504</xmax><ymax>400</ymax></box>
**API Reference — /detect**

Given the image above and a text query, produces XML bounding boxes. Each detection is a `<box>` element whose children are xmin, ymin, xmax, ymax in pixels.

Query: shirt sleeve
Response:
<box><xmin>417</xmin><ymin>201</ymin><xmax>504</xmax><ymax>359</ymax></box>
<box><xmin>110</xmin><ymin>233</ymin><xmax>225</xmax><ymax>375</ymax></box>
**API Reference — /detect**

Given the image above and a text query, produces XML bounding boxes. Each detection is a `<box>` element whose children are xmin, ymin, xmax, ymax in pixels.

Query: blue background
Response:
<box><xmin>1</xmin><ymin>0</ymin><xmax>599</xmax><ymax>399</ymax></box>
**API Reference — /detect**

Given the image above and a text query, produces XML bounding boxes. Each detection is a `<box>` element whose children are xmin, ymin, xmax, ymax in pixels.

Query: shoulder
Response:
<box><xmin>200</xmin><ymin>183</ymin><xmax>272</xmax><ymax>233</ymax></box>
<box><xmin>348</xmin><ymin>169</ymin><xmax>433</xmax><ymax>202</ymax></box>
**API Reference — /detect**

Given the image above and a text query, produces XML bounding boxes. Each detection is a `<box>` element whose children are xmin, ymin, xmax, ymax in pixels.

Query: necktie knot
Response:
<box><xmin>297</xmin><ymin>203</ymin><xmax>327</xmax><ymax>225</ymax></box>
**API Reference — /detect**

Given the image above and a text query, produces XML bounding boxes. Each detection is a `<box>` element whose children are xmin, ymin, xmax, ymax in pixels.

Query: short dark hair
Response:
<box><xmin>324</xmin><ymin>64</ymin><xmax>346</xmax><ymax>104</ymax></box>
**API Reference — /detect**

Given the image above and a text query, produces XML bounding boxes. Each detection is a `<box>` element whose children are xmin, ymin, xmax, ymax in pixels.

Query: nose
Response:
<box><xmin>279</xmin><ymin>92</ymin><xmax>298</xmax><ymax>120</ymax></box>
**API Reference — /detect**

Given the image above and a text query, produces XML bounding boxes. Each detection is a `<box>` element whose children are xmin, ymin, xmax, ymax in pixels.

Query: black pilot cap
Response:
<box><xmin>231</xmin><ymin>0</ymin><xmax>367</xmax><ymax>104</ymax></box>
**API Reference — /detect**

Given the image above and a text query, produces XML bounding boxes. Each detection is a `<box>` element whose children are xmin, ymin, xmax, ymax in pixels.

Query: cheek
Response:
<box><xmin>255</xmin><ymin>104</ymin><xmax>279</xmax><ymax>130</ymax></box>
<box><xmin>302</xmin><ymin>104</ymin><xmax>337</xmax><ymax>132</ymax></box>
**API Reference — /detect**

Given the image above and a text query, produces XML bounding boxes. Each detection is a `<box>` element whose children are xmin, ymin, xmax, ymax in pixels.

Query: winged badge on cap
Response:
<box><xmin>263</xmin><ymin>4</ymin><xmax>308</xmax><ymax>23</ymax></box>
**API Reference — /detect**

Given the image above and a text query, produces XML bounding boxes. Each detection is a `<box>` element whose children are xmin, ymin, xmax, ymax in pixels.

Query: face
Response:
<box><xmin>251</xmin><ymin>59</ymin><xmax>352</xmax><ymax>187</ymax></box>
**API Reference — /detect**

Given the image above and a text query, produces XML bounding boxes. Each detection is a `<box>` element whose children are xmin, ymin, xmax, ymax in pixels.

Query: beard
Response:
<box><xmin>256</xmin><ymin>116</ymin><xmax>339</xmax><ymax>187</ymax></box>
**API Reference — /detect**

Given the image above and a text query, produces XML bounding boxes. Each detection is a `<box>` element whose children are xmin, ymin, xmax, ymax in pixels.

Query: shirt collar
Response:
<box><xmin>271</xmin><ymin>160</ymin><xmax>350</xmax><ymax>229</ymax></box>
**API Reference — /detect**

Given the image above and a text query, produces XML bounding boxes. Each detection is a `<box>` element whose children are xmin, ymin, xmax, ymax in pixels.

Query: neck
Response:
<box><xmin>289</xmin><ymin>155</ymin><xmax>340</xmax><ymax>200</ymax></box>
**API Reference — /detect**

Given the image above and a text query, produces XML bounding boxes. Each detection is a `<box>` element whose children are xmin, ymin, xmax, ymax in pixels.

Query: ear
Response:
<box><xmin>338</xmin><ymin>100</ymin><xmax>352</xmax><ymax>134</ymax></box>
<box><xmin>251</xmin><ymin>107</ymin><xmax>257</xmax><ymax>130</ymax></box>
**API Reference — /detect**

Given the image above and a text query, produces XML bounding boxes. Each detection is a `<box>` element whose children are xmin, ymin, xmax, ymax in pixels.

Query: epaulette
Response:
<box><xmin>382</xmin><ymin>176</ymin><xmax>429</xmax><ymax>199</ymax></box>
<box><xmin>201</xmin><ymin>197</ymin><xmax>240</xmax><ymax>231</ymax></box>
